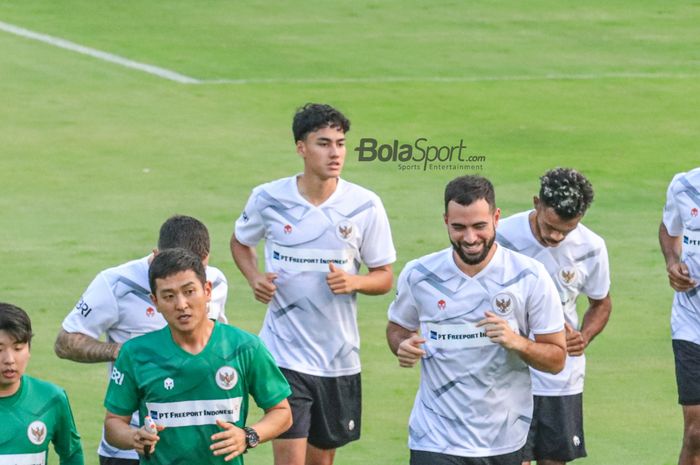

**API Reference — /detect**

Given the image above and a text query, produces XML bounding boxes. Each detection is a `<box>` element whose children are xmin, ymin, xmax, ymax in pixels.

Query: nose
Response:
<box><xmin>462</xmin><ymin>228</ymin><xmax>478</xmax><ymax>244</ymax></box>
<box><xmin>549</xmin><ymin>230</ymin><xmax>564</xmax><ymax>242</ymax></box>
<box><xmin>1</xmin><ymin>350</ymin><xmax>15</xmax><ymax>366</ymax></box>
<box><xmin>174</xmin><ymin>293</ymin><xmax>188</xmax><ymax>310</ymax></box>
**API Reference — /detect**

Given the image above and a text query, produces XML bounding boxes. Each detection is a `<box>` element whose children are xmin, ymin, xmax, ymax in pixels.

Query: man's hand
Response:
<box><xmin>249</xmin><ymin>273</ymin><xmax>277</xmax><ymax>304</ymax></box>
<box><xmin>396</xmin><ymin>334</ymin><xmax>426</xmax><ymax>368</ymax></box>
<box><xmin>667</xmin><ymin>262</ymin><xmax>697</xmax><ymax>292</ymax></box>
<box><xmin>477</xmin><ymin>311</ymin><xmax>520</xmax><ymax>350</ymax></box>
<box><xmin>132</xmin><ymin>422</ymin><xmax>164</xmax><ymax>456</ymax></box>
<box><xmin>327</xmin><ymin>263</ymin><xmax>359</xmax><ymax>294</ymax></box>
<box><xmin>565</xmin><ymin>322</ymin><xmax>585</xmax><ymax>356</ymax></box>
<box><xmin>210</xmin><ymin>419</ymin><xmax>247</xmax><ymax>462</ymax></box>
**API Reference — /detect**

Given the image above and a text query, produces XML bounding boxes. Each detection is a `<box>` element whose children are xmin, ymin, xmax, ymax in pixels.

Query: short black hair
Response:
<box><xmin>539</xmin><ymin>168</ymin><xmax>594</xmax><ymax>219</ymax></box>
<box><xmin>292</xmin><ymin>103</ymin><xmax>350</xmax><ymax>142</ymax></box>
<box><xmin>157</xmin><ymin>215</ymin><xmax>210</xmax><ymax>261</ymax></box>
<box><xmin>0</xmin><ymin>302</ymin><xmax>33</xmax><ymax>345</ymax></box>
<box><xmin>149</xmin><ymin>248</ymin><xmax>207</xmax><ymax>294</ymax></box>
<box><xmin>444</xmin><ymin>175</ymin><xmax>496</xmax><ymax>213</ymax></box>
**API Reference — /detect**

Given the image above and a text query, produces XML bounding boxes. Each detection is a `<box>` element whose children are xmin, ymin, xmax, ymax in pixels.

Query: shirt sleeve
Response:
<box><xmin>53</xmin><ymin>389</ymin><xmax>85</xmax><ymax>465</ymax></box>
<box><xmin>581</xmin><ymin>241</ymin><xmax>611</xmax><ymax>300</ymax></box>
<box><xmin>387</xmin><ymin>262</ymin><xmax>420</xmax><ymax>331</ymax></box>
<box><xmin>359</xmin><ymin>196</ymin><xmax>397</xmax><ymax>268</ymax></box>
<box><xmin>527</xmin><ymin>263</ymin><xmax>565</xmax><ymax>335</ymax></box>
<box><xmin>103</xmin><ymin>345</ymin><xmax>140</xmax><ymax>416</ymax></box>
<box><xmin>247</xmin><ymin>339</ymin><xmax>292</xmax><ymax>410</ymax></box>
<box><xmin>207</xmin><ymin>267</ymin><xmax>229</xmax><ymax>324</ymax></box>
<box><xmin>61</xmin><ymin>272</ymin><xmax>119</xmax><ymax>339</ymax></box>
<box><xmin>663</xmin><ymin>173</ymin><xmax>685</xmax><ymax>236</ymax></box>
<box><xmin>234</xmin><ymin>189</ymin><xmax>266</xmax><ymax>247</ymax></box>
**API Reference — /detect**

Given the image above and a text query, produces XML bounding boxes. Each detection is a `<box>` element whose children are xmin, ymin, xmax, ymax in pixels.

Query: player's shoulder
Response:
<box><xmin>496</xmin><ymin>210</ymin><xmax>532</xmax><ymax>246</ymax></box>
<box><xmin>22</xmin><ymin>375</ymin><xmax>66</xmax><ymax>400</ymax></box>
<box><xmin>249</xmin><ymin>176</ymin><xmax>297</xmax><ymax>200</ymax></box>
<box><xmin>337</xmin><ymin>178</ymin><xmax>383</xmax><ymax>204</ymax></box>
<box><xmin>669</xmin><ymin>168</ymin><xmax>700</xmax><ymax>192</ymax></box>
<box><xmin>99</xmin><ymin>256</ymin><xmax>150</xmax><ymax>287</ymax></box>
<box><xmin>496</xmin><ymin>244</ymin><xmax>549</xmax><ymax>277</ymax></box>
<box><xmin>205</xmin><ymin>265</ymin><xmax>227</xmax><ymax>284</ymax></box>
<box><xmin>400</xmin><ymin>248</ymin><xmax>452</xmax><ymax>281</ymax></box>
<box><xmin>215</xmin><ymin>323</ymin><xmax>265</xmax><ymax>353</ymax></box>
<box><xmin>120</xmin><ymin>326</ymin><xmax>168</xmax><ymax>354</ymax></box>
<box><xmin>568</xmin><ymin>222</ymin><xmax>606</xmax><ymax>249</ymax></box>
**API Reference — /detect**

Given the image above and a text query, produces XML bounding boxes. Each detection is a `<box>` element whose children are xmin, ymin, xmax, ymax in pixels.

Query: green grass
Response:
<box><xmin>1</xmin><ymin>1</ymin><xmax>699</xmax><ymax>464</ymax></box>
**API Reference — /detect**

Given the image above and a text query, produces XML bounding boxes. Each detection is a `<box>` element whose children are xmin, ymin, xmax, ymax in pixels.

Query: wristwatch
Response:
<box><xmin>244</xmin><ymin>426</ymin><xmax>260</xmax><ymax>450</ymax></box>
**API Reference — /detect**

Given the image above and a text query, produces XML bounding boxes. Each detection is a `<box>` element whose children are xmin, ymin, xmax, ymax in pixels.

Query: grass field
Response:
<box><xmin>1</xmin><ymin>1</ymin><xmax>699</xmax><ymax>464</ymax></box>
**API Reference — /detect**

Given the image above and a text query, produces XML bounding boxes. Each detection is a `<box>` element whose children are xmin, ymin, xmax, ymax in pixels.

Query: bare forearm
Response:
<box><xmin>250</xmin><ymin>401</ymin><xmax>293</xmax><ymax>443</ymax></box>
<box><xmin>230</xmin><ymin>235</ymin><xmax>261</xmax><ymax>284</ymax></box>
<box><xmin>104</xmin><ymin>416</ymin><xmax>136</xmax><ymax>450</ymax></box>
<box><xmin>55</xmin><ymin>329</ymin><xmax>120</xmax><ymax>362</ymax></box>
<box><xmin>386</xmin><ymin>321</ymin><xmax>415</xmax><ymax>355</ymax></box>
<box><xmin>512</xmin><ymin>332</ymin><xmax>566</xmax><ymax>374</ymax></box>
<box><xmin>659</xmin><ymin>222</ymin><xmax>681</xmax><ymax>266</ymax></box>
<box><xmin>580</xmin><ymin>296</ymin><xmax>612</xmax><ymax>346</ymax></box>
<box><xmin>355</xmin><ymin>266</ymin><xmax>393</xmax><ymax>296</ymax></box>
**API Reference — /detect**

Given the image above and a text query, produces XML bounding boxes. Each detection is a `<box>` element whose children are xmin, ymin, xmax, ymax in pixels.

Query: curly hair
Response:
<box><xmin>539</xmin><ymin>168</ymin><xmax>594</xmax><ymax>219</ymax></box>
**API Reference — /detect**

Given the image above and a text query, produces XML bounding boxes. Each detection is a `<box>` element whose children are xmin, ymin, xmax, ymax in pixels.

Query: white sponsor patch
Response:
<box><xmin>146</xmin><ymin>398</ymin><xmax>242</xmax><ymax>427</ymax></box>
<box><xmin>426</xmin><ymin>321</ymin><xmax>518</xmax><ymax>349</ymax></box>
<box><xmin>0</xmin><ymin>452</ymin><xmax>46</xmax><ymax>465</ymax></box>
<box><xmin>683</xmin><ymin>229</ymin><xmax>700</xmax><ymax>252</ymax></box>
<box><xmin>27</xmin><ymin>421</ymin><xmax>47</xmax><ymax>445</ymax></box>
<box><xmin>270</xmin><ymin>244</ymin><xmax>356</xmax><ymax>272</ymax></box>
<box><xmin>215</xmin><ymin>366</ymin><xmax>238</xmax><ymax>390</ymax></box>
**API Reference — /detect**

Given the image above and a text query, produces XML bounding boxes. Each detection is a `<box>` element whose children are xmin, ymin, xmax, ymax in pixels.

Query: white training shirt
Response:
<box><xmin>663</xmin><ymin>168</ymin><xmax>700</xmax><ymax>345</ymax></box>
<box><xmin>234</xmin><ymin>176</ymin><xmax>396</xmax><ymax>377</ymax></box>
<box><xmin>387</xmin><ymin>246</ymin><xmax>564</xmax><ymax>457</ymax></box>
<box><xmin>61</xmin><ymin>255</ymin><xmax>228</xmax><ymax>459</ymax></box>
<box><xmin>497</xmin><ymin>211</ymin><xmax>610</xmax><ymax>396</ymax></box>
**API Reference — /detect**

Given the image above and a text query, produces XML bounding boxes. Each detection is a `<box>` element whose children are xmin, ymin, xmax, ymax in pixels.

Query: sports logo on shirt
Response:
<box><xmin>335</xmin><ymin>220</ymin><xmax>356</xmax><ymax>241</ymax></box>
<box><xmin>692</xmin><ymin>208</ymin><xmax>699</xmax><ymax>217</ymax></box>
<box><xmin>27</xmin><ymin>421</ymin><xmax>47</xmax><ymax>445</ymax></box>
<box><xmin>146</xmin><ymin>307</ymin><xmax>155</xmax><ymax>318</ymax></box>
<box><xmin>437</xmin><ymin>299</ymin><xmax>446</xmax><ymax>310</ymax></box>
<box><xmin>164</xmin><ymin>378</ymin><xmax>174</xmax><ymax>390</ymax></box>
<box><xmin>216</xmin><ymin>366</ymin><xmax>238</xmax><ymax>390</ymax></box>
<box><xmin>75</xmin><ymin>297</ymin><xmax>92</xmax><ymax>317</ymax></box>
<box><xmin>111</xmin><ymin>367</ymin><xmax>125</xmax><ymax>386</ymax></box>
<box><xmin>241</xmin><ymin>211</ymin><xmax>250</xmax><ymax>223</ymax></box>
<box><xmin>491</xmin><ymin>292</ymin><xmax>515</xmax><ymax>316</ymax></box>
<box><xmin>558</xmin><ymin>266</ymin><xmax>578</xmax><ymax>286</ymax></box>
<box><xmin>283</xmin><ymin>224</ymin><xmax>293</xmax><ymax>234</ymax></box>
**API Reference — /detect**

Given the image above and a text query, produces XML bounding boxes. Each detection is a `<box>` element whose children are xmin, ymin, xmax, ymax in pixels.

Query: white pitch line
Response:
<box><xmin>199</xmin><ymin>71</ymin><xmax>700</xmax><ymax>85</ymax></box>
<box><xmin>0</xmin><ymin>20</ymin><xmax>200</xmax><ymax>84</ymax></box>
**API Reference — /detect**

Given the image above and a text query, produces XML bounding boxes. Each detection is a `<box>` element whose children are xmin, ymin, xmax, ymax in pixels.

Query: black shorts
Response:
<box><xmin>521</xmin><ymin>394</ymin><xmax>587</xmax><ymax>462</ymax></box>
<box><xmin>99</xmin><ymin>457</ymin><xmax>139</xmax><ymax>465</ymax></box>
<box><xmin>410</xmin><ymin>448</ymin><xmax>522</xmax><ymax>465</ymax></box>
<box><xmin>277</xmin><ymin>367</ymin><xmax>361</xmax><ymax>449</ymax></box>
<box><xmin>673</xmin><ymin>339</ymin><xmax>700</xmax><ymax>405</ymax></box>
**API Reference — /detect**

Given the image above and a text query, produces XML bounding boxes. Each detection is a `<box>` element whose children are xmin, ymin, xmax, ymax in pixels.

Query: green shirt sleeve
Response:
<box><xmin>248</xmin><ymin>339</ymin><xmax>292</xmax><ymax>410</ymax></box>
<box><xmin>104</xmin><ymin>344</ymin><xmax>140</xmax><ymax>416</ymax></box>
<box><xmin>53</xmin><ymin>389</ymin><xmax>84</xmax><ymax>465</ymax></box>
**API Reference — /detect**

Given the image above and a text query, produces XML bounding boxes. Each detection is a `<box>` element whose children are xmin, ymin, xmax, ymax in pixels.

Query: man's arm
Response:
<box><xmin>210</xmin><ymin>399</ymin><xmax>292</xmax><ymax>461</ymax></box>
<box><xmin>327</xmin><ymin>263</ymin><xmax>393</xmax><ymax>295</ymax></box>
<box><xmin>659</xmin><ymin>222</ymin><xmax>697</xmax><ymax>292</ymax></box>
<box><xmin>230</xmin><ymin>235</ymin><xmax>277</xmax><ymax>304</ymax></box>
<box><xmin>477</xmin><ymin>312</ymin><xmax>566</xmax><ymax>373</ymax></box>
<box><xmin>566</xmin><ymin>294</ymin><xmax>612</xmax><ymax>356</ymax></box>
<box><xmin>54</xmin><ymin>329</ymin><xmax>120</xmax><ymax>362</ymax></box>
<box><xmin>386</xmin><ymin>321</ymin><xmax>426</xmax><ymax>368</ymax></box>
<box><xmin>104</xmin><ymin>411</ymin><xmax>162</xmax><ymax>455</ymax></box>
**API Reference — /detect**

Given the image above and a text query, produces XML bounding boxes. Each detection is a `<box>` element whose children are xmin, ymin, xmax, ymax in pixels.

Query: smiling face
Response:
<box><xmin>0</xmin><ymin>330</ymin><xmax>30</xmax><ymax>397</ymax></box>
<box><xmin>531</xmin><ymin>197</ymin><xmax>582</xmax><ymax>247</ymax></box>
<box><xmin>151</xmin><ymin>270</ymin><xmax>212</xmax><ymax>338</ymax></box>
<box><xmin>297</xmin><ymin>126</ymin><xmax>346</xmax><ymax>181</ymax></box>
<box><xmin>445</xmin><ymin>199</ymin><xmax>500</xmax><ymax>273</ymax></box>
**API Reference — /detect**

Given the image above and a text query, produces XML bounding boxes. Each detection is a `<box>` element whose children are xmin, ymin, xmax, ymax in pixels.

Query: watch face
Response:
<box><xmin>245</xmin><ymin>427</ymin><xmax>260</xmax><ymax>448</ymax></box>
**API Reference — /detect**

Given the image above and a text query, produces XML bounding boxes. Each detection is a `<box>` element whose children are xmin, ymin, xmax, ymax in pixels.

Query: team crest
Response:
<box><xmin>437</xmin><ymin>299</ymin><xmax>446</xmax><ymax>311</ymax></box>
<box><xmin>146</xmin><ymin>307</ymin><xmax>155</xmax><ymax>318</ymax></box>
<box><xmin>558</xmin><ymin>266</ymin><xmax>578</xmax><ymax>286</ymax></box>
<box><xmin>692</xmin><ymin>208</ymin><xmax>699</xmax><ymax>217</ymax></box>
<box><xmin>335</xmin><ymin>220</ymin><xmax>356</xmax><ymax>241</ymax></box>
<box><xmin>163</xmin><ymin>378</ymin><xmax>174</xmax><ymax>390</ymax></box>
<box><xmin>283</xmin><ymin>224</ymin><xmax>292</xmax><ymax>234</ymax></box>
<box><xmin>27</xmin><ymin>421</ymin><xmax>47</xmax><ymax>445</ymax></box>
<box><xmin>490</xmin><ymin>292</ymin><xmax>516</xmax><ymax>316</ymax></box>
<box><xmin>216</xmin><ymin>366</ymin><xmax>238</xmax><ymax>390</ymax></box>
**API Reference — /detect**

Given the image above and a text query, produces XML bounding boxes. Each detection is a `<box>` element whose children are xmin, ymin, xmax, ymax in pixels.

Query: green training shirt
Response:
<box><xmin>104</xmin><ymin>321</ymin><xmax>291</xmax><ymax>465</ymax></box>
<box><xmin>0</xmin><ymin>375</ymin><xmax>84</xmax><ymax>465</ymax></box>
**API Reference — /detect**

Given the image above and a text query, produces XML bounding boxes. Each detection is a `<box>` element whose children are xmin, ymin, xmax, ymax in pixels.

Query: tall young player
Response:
<box><xmin>496</xmin><ymin>168</ymin><xmax>612</xmax><ymax>465</ymax></box>
<box><xmin>1</xmin><ymin>302</ymin><xmax>84</xmax><ymax>465</ymax></box>
<box><xmin>230</xmin><ymin>103</ymin><xmax>396</xmax><ymax>465</ymax></box>
<box><xmin>103</xmin><ymin>248</ymin><xmax>291</xmax><ymax>464</ymax></box>
<box><xmin>56</xmin><ymin>215</ymin><xmax>228</xmax><ymax>465</ymax></box>
<box><xmin>387</xmin><ymin>175</ymin><xmax>565</xmax><ymax>465</ymax></box>
<box><xmin>659</xmin><ymin>167</ymin><xmax>700</xmax><ymax>465</ymax></box>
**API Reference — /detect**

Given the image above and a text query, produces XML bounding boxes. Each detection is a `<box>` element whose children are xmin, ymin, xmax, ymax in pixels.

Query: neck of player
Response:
<box><xmin>297</xmin><ymin>174</ymin><xmax>338</xmax><ymax>206</ymax></box>
<box><xmin>173</xmin><ymin>319</ymin><xmax>215</xmax><ymax>355</ymax></box>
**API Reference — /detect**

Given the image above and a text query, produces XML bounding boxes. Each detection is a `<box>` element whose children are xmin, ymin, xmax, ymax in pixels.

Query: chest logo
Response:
<box><xmin>491</xmin><ymin>292</ymin><xmax>516</xmax><ymax>316</ymax></box>
<box><xmin>437</xmin><ymin>299</ymin><xmax>446</xmax><ymax>311</ymax></box>
<box><xmin>27</xmin><ymin>420</ymin><xmax>47</xmax><ymax>445</ymax></box>
<box><xmin>558</xmin><ymin>266</ymin><xmax>579</xmax><ymax>286</ymax></box>
<box><xmin>164</xmin><ymin>378</ymin><xmax>174</xmax><ymax>390</ymax></box>
<box><xmin>692</xmin><ymin>208</ymin><xmax>699</xmax><ymax>217</ymax></box>
<box><xmin>283</xmin><ymin>224</ymin><xmax>293</xmax><ymax>234</ymax></box>
<box><xmin>335</xmin><ymin>220</ymin><xmax>356</xmax><ymax>242</ymax></box>
<box><xmin>216</xmin><ymin>366</ymin><xmax>239</xmax><ymax>391</ymax></box>
<box><xmin>146</xmin><ymin>307</ymin><xmax>156</xmax><ymax>318</ymax></box>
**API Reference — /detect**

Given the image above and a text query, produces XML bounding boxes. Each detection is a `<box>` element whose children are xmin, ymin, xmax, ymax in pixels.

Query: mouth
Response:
<box><xmin>461</xmin><ymin>243</ymin><xmax>483</xmax><ymax>254</ymax></box>
<box><xmin>177</xmin><ymin>314</ymin><xmax>192</xmax><ymax>323</ymax></box>
<box><xmin>1</xmin><ymin>369</ymin><xmax>17</xmax><ymax>379</ymax></box>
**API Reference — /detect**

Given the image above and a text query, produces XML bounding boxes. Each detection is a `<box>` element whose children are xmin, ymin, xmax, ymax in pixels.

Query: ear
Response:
<box><xmin>204</xmin><ymin>281</ymin><xmax>212</xmax><ymax>301</ymax></box>
<box><xmin>296</xmin><ymin>140</ymin><xmax>306</xmax><ymax>157</ymax></box>
<box><xmin>493</xmin><ymin>207</ymin><xmax>501</xmax><ymax>227</ymax></box>
<box><xmin>150</xmin><ymin>293</ymin><xmax>158</xmax><ymax>306</ymax></box>
<box><xmin>443</xmin><ymin>213</ymin><xmax>448</xmax><ymax>225</ymax></box>
<box><xmin>532</xmin><ymin>196</ymin><xmax>540</xmax><ymax>210</ymax></box>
